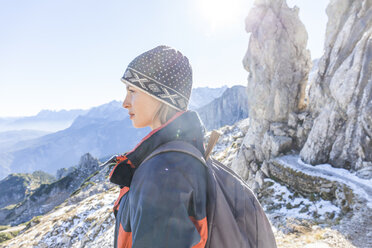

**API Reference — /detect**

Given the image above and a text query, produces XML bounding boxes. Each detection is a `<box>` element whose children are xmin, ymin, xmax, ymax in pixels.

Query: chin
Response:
<box><xmin>132</xmin><ymin>121</ymin><xmax>146</xmax><ymax>129</ymax></box>
<box><xmin>132</xmin><ymin>123</ymin><xmax>140</xmax><ymax>128</ymax></box>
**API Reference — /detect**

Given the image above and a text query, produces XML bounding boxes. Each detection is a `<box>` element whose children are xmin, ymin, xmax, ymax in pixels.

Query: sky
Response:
<box><xmin>0</xmin><ymin>0</ymin><xmax>329</xmax><ymax>117</ymax></box>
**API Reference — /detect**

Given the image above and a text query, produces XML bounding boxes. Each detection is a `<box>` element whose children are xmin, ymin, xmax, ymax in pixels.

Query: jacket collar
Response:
<box><xmin>109</xmin><ymin>110</ymin><xmax>206</xmax><ymax>186</ymax></box>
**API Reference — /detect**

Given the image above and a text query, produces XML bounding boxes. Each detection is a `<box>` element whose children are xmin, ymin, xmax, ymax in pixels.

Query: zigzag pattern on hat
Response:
<box><xmin>122</xmin><ymin>68</ymin><xmax>188</xmax><ymax>111</ymax></box>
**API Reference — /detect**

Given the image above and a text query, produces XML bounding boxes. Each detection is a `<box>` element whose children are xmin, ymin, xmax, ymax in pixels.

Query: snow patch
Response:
<box><xmin>263</xmin><ymin>179</ymin><xmax>341</xmax><ymax>220</ymax></box>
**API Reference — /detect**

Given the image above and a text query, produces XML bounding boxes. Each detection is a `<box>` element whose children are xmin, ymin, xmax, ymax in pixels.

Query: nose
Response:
<box><xmin>123</xmin><ymin>92</ymin><xmax>131</xmax><ymax>109</ymax></box>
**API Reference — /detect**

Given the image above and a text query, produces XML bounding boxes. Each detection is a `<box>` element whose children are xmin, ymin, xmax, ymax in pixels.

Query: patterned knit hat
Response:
<box><xmin>121</xmin><ymin>45</ymin><xmax>193</xmax><ymax>111</ymax></box>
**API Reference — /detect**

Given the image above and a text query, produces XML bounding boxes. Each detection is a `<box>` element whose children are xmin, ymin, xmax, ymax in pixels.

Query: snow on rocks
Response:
<box><xmin>261</xmin><ymin>179</ymin><xmax>341</xmax><ymax>222</ymax></box>
<box><xmin>271</xmin><ymin>155</ymin><xmax>372</xmax><ymax>210</ymax></box>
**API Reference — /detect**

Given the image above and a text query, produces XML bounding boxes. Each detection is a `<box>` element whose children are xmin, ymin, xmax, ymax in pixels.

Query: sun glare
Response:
<box><xmin>196</xmin><ymin>0</ymin><xmax>251</xmax><ymax>31</ymax></box>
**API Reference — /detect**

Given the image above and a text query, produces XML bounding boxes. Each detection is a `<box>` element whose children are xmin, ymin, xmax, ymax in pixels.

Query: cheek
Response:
<box><xmin>132</xmin><ymin>96</ymin><xmax>151</xmax><ymax>124</ymax></box>
<box><xmin>131</xmin><ymin>92</ymin><xmax>161</xmax><ymax>128</ymax></box>
<box><xmin>141</xmin><ymin>98</ymin><xmax>156</xmax><ymax>117</ymax></box>
<box><xmin>131</xmin><ymin>94</ymin><xmax>141</xmax><ymax>110</ymax></box>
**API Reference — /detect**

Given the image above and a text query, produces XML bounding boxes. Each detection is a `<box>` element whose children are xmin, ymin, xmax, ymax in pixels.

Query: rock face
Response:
<box><xmin>228</xmin><ymin>0</ymin><xmax>372</xmax><ymax>245</ymax></box>
<box><xmin>196</xmin><ymin>86</ymin><xmax>249</xmax><ymax>130</ymax></box>
<box><xmin>232</xmin><ymin>0</ymin><xmax>311</xmax><ymax>186</ymax></box>
<box><xmin>243</xmin><ymin>0</ymin><xmax>310</xmax><ymax>122</ymax></box>
<box><xmin>300</xmin><ymin>0</ymin><xmax>372</xmax><ymax>173</ymax></box>
<box><xmin>0</xmin><ymin>153</ymin><xmax>99</xmax><ymax>226</ymax></box>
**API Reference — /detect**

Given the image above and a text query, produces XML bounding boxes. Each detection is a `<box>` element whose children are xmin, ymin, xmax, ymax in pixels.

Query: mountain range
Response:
<box><xmin>0</xmin><ymin>109</ymin><xmax>88</xmax><ymax>133</ymax></box>
<box><xmin>0</xmin><ymin>85</ymin><xmax>248</xmax><ymax>180</ymax></box>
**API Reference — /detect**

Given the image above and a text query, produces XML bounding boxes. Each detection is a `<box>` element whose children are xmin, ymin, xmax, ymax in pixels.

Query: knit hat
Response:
<box><xmin>121</xmin><ymin>45</ymin><xmax>193</xmax><ymax>111</ymax></box>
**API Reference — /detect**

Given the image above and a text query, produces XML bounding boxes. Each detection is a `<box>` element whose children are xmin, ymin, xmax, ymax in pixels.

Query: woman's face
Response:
<box><xmin>122</xmin><ymin>84</ymin><xmax>162</xmax><ymax>130</ymax></box>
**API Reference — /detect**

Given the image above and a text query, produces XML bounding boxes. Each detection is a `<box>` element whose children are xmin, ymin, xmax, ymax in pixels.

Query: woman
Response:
<box><xmin>110</xmin><ymin>45</ymin><xmax>208</xmax><ymax>248</ymax></box>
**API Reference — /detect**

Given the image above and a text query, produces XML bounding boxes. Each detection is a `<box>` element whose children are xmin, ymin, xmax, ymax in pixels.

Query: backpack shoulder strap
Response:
<box><xmin>142</xmin><ymin>130</ymin><xmax>221</xmax><ymax>166</ymax></box>
<box><xmin>142</xmin><ymin>140</ymin><xmax>207</xmax><ymax>166</ymax></box>
<box><xmin>204</xmin><ymin>130</ymin><xmax>221</xmax><ymax>160</ymax></box>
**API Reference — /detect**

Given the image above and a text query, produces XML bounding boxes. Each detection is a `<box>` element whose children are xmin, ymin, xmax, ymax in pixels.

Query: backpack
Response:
<box><xmin>142</xmin><ymin>131</ymin><xmax>277</xmax><ymax>248</ymax></box>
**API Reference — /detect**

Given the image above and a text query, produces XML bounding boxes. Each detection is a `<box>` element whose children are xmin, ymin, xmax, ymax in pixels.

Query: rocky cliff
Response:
<box><xmin>232</xmin><ymin>0</ymin><xmax>311</xmax><ymax>188</ymax></box>
<box><xmin>300</xmin><ymin>0</ymin><xmax>372</xmax><ymax>174</ymax></box>
<box><xmin>196</xmin><ymin>85</ymin><xmax>249</xmax><ymax>130</ymax></box>
<box><xmin>229</xmin><ymin>0</ymin><xmax>372</xmax><ymax>246</ymax></box>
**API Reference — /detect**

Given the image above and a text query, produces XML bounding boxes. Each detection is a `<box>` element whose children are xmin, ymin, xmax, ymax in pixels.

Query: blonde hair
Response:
<box><xmin>152</xmin><ymin>102</ymin><xmax>179</xmax><ymax>125</ymax></box>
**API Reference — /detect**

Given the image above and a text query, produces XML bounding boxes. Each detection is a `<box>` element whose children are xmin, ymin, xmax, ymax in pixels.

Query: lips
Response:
<box><xmin>129</xmin><ymin>113</ymin><xmax>135</xmax><ymax>119</ymax></box>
